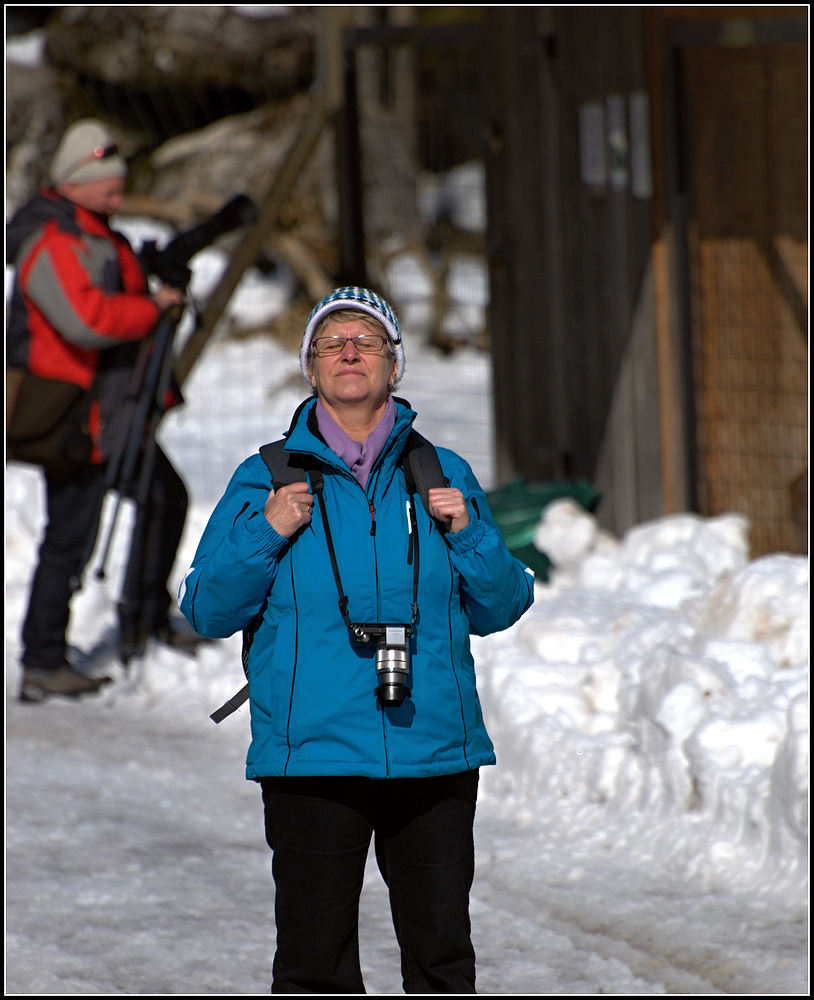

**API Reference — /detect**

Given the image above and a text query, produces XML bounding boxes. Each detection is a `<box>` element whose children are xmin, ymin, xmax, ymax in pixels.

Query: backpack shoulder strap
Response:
<box><xmin>213</xmin><ymin>439</ymin><xmax>316</xmax><ymax>725</ymax></box>
<box><xmin>259</xmin><ymin>438</ymin><xmax>305</xmax><ymax>489</ymax></box>
<box><xmin>259</xmin><ymin>437</ymin><xmax>325</xmax><ymax>494</ymax></box>
<box><xmin>261</xmin><ymin>424</ymin><xmax>446</xmax><ymax>511</ymax></box>
<box><xmin>402</xmin><ymin>429</ymin><xmax>449</xmax><ymax>534</ymax></box>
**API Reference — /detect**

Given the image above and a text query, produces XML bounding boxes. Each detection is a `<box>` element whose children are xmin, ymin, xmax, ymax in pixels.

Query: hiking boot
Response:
<box><xmin>19</xmin><ymin>664</ymin><xmax>112</xmax><ymax>703</ymax></box>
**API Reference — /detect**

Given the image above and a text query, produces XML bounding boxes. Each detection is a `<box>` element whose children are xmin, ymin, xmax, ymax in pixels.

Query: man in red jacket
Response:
<box><xmin>7</xmin><ymin>119</ymin><xmax>188</xmax><ymax>702</ymax></box>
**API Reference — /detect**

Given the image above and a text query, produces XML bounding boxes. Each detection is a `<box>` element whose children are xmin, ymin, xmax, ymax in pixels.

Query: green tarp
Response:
<box><xmin>485</xmin><ymin>478</ymin><xmax>601</xmax><ymax>581</ymax></box>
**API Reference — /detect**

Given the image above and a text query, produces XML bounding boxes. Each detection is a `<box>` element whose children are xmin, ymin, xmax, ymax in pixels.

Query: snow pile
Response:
<box><xmin>475</xmin><ymin>499</ymin><xmax>808</xmax><ymax>886</ymax></box>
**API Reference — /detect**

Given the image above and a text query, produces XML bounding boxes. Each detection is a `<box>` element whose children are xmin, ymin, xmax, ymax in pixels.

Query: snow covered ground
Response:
<box><xmin>5</xmin><ymin>206</ymin><xmax>809</xmax><ymax>990</ymax></box>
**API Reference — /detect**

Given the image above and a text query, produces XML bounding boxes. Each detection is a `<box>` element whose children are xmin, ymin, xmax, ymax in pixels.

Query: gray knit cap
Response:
<box><xmin>300</xmin><ymin>287</ymin><xmax>405</xmax><ymax>388</ymax></box>
<box><xmin>50</xmin><ymin>119</ymin><xmax>127</xmax><ymax>185</ymax></box>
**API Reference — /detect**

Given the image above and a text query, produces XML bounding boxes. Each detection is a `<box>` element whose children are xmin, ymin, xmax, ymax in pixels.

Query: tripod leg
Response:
<box><xmin>117</xmin><ymin>446</ymin><xmax>189</xmax><ymax>665</ymax></box>
<box><xmin>117</xmin><ymin>502</ymin><xmax>150</xmax><ymax>665</ymax></box>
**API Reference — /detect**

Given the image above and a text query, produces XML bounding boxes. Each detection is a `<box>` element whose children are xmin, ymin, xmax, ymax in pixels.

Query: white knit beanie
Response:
<box><xmin>50</xmin><ymin>119</ymin><xmax>127</xmax><ymax>185</ymax></box>
<box><xmin>300</xmin><ymin>287</ymin><xmax>405</xmax><ymax>388</ymax></box>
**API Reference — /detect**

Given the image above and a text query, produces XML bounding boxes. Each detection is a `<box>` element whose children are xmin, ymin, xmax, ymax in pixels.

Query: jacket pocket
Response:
<box><xmin>258</xmin><ymin>614</ymin><xmax>298</xmax><ymax>741</ymax></box>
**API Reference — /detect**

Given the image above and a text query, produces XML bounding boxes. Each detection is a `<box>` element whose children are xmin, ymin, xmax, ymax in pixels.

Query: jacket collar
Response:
<box><xmin>6</xmin><ymin>189</ymin><xmax>80</xmax><ymax>261</ymax></box>
<box><xmin>6</xmin><ymin>188</ymin><xmax>113</xmax><ymax>263</ymax></box>
<box><xmin>284</xmin><ymin>396</ymin><xmax>417</xmax><ymax>481</ymax></box>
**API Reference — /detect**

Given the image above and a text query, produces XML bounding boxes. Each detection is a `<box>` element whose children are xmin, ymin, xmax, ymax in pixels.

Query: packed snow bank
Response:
<box><xmin>474</xmin><ymin>499</ymin><xmax>808</xmax><ymax>889</ymax></box>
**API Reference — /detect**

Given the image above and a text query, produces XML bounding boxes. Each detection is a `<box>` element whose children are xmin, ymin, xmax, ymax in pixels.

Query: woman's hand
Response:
<box><xmin>427</xmin><ymin>487</ymin><xmax>470</xmax><ymax>533</ymax></box>
<box><xmin>264</xmin><ymin>482</ymin><xmax>314</xmax><ymax>538</ymax></box>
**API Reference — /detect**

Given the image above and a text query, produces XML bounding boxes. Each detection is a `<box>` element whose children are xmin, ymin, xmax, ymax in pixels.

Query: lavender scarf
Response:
<box><xmin>315</xmin><ymin>398</ymin><xmax>397</xmax><ymax>490</ymax></box>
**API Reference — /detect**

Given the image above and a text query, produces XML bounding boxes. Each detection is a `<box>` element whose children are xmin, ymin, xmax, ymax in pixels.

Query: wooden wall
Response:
<box><xmin>483</xmin><ymin>7</ymin><xmax>661</xmax><ymax>531</ymax></box>
<box><xmin>680</xmin><ymin>42</ymin><xmax>807</xmax><ymax>555</ymax></box>
<box><xmin>484</xmin><ymin>7</ymin><xmax>808</xmax><ymax>550</ymax></box>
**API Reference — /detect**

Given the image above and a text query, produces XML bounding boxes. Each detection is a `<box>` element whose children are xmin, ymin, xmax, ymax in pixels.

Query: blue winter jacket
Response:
<box><xmin>180</xmin><ymin>398</ymin><xmax>534</xmax><ymax>780</ymax></box>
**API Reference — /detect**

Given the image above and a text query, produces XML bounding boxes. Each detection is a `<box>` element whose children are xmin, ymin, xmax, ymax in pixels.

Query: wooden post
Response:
<box><xmin>174</xmin><ymin>86</ymin><xmax>331</xmax><ymax>387</ymax></box>
<box><xmin>334</xmin><ymin>40</ymin><xmax>367</xmax><ymax>286</ymax></box>
<box><xmin>645</xmin><ymin>8</ymin><xmax>688</xmax><ymax>516</ymax></box>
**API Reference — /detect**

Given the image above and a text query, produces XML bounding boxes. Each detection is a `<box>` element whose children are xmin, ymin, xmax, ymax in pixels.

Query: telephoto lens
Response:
<box><xmin>374</xmin><ymin>626</ymin><xmax>411</xmax><ymax>706</ymax></box>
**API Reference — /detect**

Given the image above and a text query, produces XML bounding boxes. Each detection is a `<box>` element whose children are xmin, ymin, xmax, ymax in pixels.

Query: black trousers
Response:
<box><xmin>21</xmin><ymin>447</ymin><xmax>187</xmax><ymax>670</ymax></box>
<box><xmin>261</xmin><ymin>770</ymin><xmax>479</xmax><ymax>994</ymax></box>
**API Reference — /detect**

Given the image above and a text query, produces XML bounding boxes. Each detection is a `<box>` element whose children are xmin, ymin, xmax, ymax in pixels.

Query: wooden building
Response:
<box><xmin>483</xmin><ymin>6</ymin><xmax>808</xmax><ymax>555</ymax></box>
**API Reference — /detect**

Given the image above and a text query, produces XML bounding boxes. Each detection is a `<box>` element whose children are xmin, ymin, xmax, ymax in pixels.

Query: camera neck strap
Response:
<box><xmin>309</xmin><ymin>466</ymin><xmax>421</xmax><ymax>634</ymax></box>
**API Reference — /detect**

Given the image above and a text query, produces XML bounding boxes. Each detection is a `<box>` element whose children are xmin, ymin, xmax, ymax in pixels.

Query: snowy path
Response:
<box><xmin>6</xmin><ymin>679</ymin><xmax>806</xmax><ymax>995</ymax></box>
<box><xmin>470</xmin><ymin>817</ymin><xmax>807</xmax><ymax>996</ymax></box>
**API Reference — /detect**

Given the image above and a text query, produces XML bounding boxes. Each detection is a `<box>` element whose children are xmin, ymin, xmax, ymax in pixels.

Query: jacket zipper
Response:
<box><xmin>366</xmin><ymin>466</ymin><xmax>389</xmax><ymax>775</ymax></box>
<box><xmin>295</xmin><ymin>430</ymin><xmax>411</xmax><ymax>779</ymax></box>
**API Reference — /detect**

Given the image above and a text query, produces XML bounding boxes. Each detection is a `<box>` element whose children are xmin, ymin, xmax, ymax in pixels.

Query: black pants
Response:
<box><xmin>261</xmin><ymin>770</ymin><xmax>479</xmax><ymax>994</ymax></box>
<box><xmin>21</xmin><ymin>447</ymin><xmax>187</xmax><ymax>670</ymax></box>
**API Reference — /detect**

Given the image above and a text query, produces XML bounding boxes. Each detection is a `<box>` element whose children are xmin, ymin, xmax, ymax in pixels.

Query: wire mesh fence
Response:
<box><xmin>139</xmin><ymin>20</ymin><xmax>498</xmax><ymax>496</ymax></box>
<box><xmin>346</xmin><ymin>26</ymin><xmax>496</xmax><ymax>488</ymax></box>
<box><xmin>6</xmin><ymin>10</ymin><xmax>499</xmax><ymax>502</ymax></box>
<box><xmin>159</xmin><ymin>22</ymin><xmax>499</xmax><ymax>501</ymax></box>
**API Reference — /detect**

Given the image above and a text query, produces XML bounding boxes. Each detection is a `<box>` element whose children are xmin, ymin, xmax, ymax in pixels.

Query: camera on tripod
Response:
<box><xmin>351</xmin><ymin>623</ymin><xmax>412</xmax><ymax>707</ymax></box>
<box><xmin>140</xmin><ymin>194</ymin><xmax>258</xmax><ymax>293</ymax></box>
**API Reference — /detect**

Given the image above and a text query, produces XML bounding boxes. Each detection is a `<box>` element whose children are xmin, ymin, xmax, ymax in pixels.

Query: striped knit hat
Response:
<box><xmin>300</xmin><ymin>287</ymin><xmax>405</xmax><ymax>388</ymax></box>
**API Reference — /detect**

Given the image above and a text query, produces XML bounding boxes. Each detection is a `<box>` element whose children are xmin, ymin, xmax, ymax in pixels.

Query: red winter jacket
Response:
<box><xmin>7</xmin><ymin>189</ymin><xmax>162</xmax><ymax>461</ymax></box>
<box><xmin>7</xmin><ymin>188</ymin><xmax>160</xmax><ymax>385</ymax></box>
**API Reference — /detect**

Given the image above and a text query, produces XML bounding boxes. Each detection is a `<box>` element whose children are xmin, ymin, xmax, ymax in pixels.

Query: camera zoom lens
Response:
<box><xmin>375</xmin><ymin>643</ymin><xmax>410</xmax><ymax>706</ymax></box>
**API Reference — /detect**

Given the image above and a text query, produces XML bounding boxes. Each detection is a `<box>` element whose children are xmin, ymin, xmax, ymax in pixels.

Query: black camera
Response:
<box><xmin>140</xmin><ymin>194</ymin><xmax>258</xmax><ymax>292</ymax></box>
<box><xmin>352</xmin><ymin>623</ymin><xmax>412</xmax><ymax>707</ymax></box>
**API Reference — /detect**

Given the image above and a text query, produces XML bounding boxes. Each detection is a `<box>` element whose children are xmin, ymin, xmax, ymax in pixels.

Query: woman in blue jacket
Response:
<box><xmin>180</xmin><ymin>287</ymin><xmax>534</xmax><ymax>993</ymax></box>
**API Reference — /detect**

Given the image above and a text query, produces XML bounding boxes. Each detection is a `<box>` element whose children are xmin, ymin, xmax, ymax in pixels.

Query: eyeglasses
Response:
<box><xmin>312</xmin><ymin>334</ymin><xmax>388</xmax><ymax>356</ymax></box>
<box><xmin>64</xmin><ymin>143</ymin><xmax>119</xmax><ymax>179</ymax></box>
